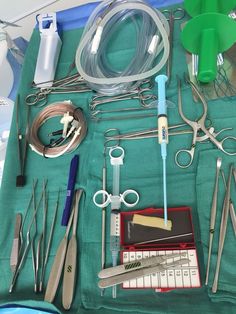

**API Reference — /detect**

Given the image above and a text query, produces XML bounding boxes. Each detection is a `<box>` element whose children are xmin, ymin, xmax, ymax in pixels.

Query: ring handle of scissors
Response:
<box><xmin>120</xmin><ymin>189</ymin><xmax>139</xmax><ymax>208</ymax></box>
<box><xmin>218</xmin><ymin>136</ymin><xmax>236</xmax><ymax>156</ymax></box>
<box><xmin>175</xmin><ymin>148</ymin><xmax>195</xmax><ymax>168</ymax></box>
<box><xmin>93</xmin><ymin>190</ymin><xmax>110</xmax><ymax>208</ymax></box>
<box><xmin>172</xmin><ymin>8</ymin><xmax>185</xmax><ymax>20</ymax></box>
<box><xmin>25</xmin><ymin>92</ymin><xmax>47</xmax><ymax>106</ymax></box>
<box><xmin>162</xmin><ymin>8</ymin><xmax>185</xmax><ymax>21</ymax></box>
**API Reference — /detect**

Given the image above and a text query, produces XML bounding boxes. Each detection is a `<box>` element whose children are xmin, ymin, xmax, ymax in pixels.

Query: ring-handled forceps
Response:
<box><xmin>175</xmin><ymin>76</ymin><xmax>236</xmax><ymax>168</ymax></box>
<box><xmin>25</xmin><ymin>84</ymin><xmax>91</xmax><ymax>107</ymax></box>
<box><xmin>90</xmin><ymin>80</ymin><xmax>156</xmax><ymax>110</ymax></box>
<box><xmin>162</xmin><ymin>8</ymin><xmax>185</xmax><ymax>82</ymax></box>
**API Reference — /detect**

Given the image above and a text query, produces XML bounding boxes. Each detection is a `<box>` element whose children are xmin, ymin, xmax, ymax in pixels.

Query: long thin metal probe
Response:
<box><xmin>205</xmin><ymin>157</ymin><xmax>222</xmax><ymax>285</ymax></box>
<box><xmin>101</xmin><ymin>154</ymin><xmax>107</xmax><ymax>296</ymax></box>
<box><xmin>31</xmin><ymin>179</ymin><xmax>38</xmax><ymax>292</ymax></box>
<box><xmin>133</xmin><ymin>232</ymin><xmax>193</xmax><ymax>245</ymax></box>
<box><xmin>40</xmin><ymin>189</ymin><xmax>60</xmax><ymax>292</ymax></box>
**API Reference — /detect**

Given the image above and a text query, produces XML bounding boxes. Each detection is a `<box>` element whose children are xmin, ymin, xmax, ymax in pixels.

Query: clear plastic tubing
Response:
<box><xmin>75</xmin><ymin>0</ymin><xmax>170</xmax><ymax>95</ymax></box>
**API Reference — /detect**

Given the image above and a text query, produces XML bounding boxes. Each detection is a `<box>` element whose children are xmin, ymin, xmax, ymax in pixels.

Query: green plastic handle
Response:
<box><xmin>198</xmin><ymin>28</ymin><xmax>218</xmax><ymax>82</ymax></box>
<box><xmin>181</xmin><ymin>13</ymin><xmax>236</xmax><ymax>82</ymax></box>
<box><xmin>184</xmin><ymin>0</ymin><xmax>236</xmax><ymax>16</ymax></box>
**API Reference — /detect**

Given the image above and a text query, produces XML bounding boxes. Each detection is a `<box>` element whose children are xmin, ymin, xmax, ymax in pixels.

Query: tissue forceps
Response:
<box><xmin>176</xmin><ymin>77</ymin><xmax>236</xmax><ymax>168</ymax></box>
<box><xmin>162</xmin><ymin>8</ymin><xmax>185</xmax><ymax>80</ymax></box>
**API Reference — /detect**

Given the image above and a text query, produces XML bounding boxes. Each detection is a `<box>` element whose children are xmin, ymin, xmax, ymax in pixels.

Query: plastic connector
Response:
<box><xmin>91</xmin><ymin>26</ymin><xmax>103</xmax><ymax>54</ymax></box>
<box><xmin>60</xmin><ymin>112</ymin><xmax>73</xmax><ymax>138</ymax></box>
<box><xmin>148</xmin><ymin>35</ymin><xmax>160</xmax><ymax>54</ymax></box>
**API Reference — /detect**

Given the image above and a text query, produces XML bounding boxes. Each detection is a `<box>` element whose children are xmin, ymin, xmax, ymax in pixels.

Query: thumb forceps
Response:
<box><xmin>175</xmin><ymin>77</ymin><xmax>236</xmax><ymax>168</ymax></box>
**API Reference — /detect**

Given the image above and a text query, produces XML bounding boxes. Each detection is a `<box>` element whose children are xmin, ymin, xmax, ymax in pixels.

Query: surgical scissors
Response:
<box><xmin>176</xmin><ymin>77</ymin><xmax>236</xmax><ymax>168</ymax></box>
<box><xmin>162</xmin><ymin>8</ymin><xmax>185</xmax><ymax>81</ymax></box>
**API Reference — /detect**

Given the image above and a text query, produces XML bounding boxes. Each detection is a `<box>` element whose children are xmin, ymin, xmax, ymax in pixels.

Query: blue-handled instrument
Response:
<box><xmin>61</xmin><ymin>155</ymin><xmax>79</xmax><ymax>226</ymax></box>
<box><xmin>155</xmin><ymin>74</ymin><xmax>169</xmax><ymax>225</ymax></box>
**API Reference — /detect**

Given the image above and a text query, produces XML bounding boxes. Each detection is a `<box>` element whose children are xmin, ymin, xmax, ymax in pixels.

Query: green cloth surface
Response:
<box><xmin>1</xmin><ymin>4</ymin><xmax>236</xmax><ymax>314</ymax></box>
<box><xmin>196</xmin><ymin>150</ymin><xmax>236</xmax><ymax>304</ymax></box>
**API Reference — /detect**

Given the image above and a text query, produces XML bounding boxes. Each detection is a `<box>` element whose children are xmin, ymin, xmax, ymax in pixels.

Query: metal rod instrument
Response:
<box><xmin>100</xmin><ymin>150</ymin><xmax>107</xmax><ymax>297</ymax></box>
<box><xmin>40</xmin><ymin>189</ymin><xmax>60</xmax><ymax>292</ymax></box>
<box><xmin>133</xmin><ymin>232</ymin><xmax>193</xmax><ymax>245</ymax></box>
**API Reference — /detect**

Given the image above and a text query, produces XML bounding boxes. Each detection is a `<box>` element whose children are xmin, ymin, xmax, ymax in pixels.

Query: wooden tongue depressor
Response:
<box><xmin>132</xmin><ymin>214</ymin><xmax>172</xmax><ymax>231</ymax></box>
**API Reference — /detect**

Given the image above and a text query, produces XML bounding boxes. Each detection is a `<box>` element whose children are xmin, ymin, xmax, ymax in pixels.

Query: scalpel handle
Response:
<box><xmin>98</xmin><ymin>259</ymin><xmax>190</xmax><ymax>289</ymax></box>
<box><xmin>98</xmin><ymin>252</ymin><xmax>185</xmax><ymax>278</ymax></box>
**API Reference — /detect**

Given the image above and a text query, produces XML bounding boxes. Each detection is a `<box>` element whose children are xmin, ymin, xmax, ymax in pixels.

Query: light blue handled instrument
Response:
<box><xmin>155</xmin><ymin>74</ymin><xmax>168</xmax><ymax>225</ymax></box>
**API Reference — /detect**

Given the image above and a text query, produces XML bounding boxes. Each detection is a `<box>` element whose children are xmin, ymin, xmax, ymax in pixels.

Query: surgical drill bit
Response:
<box><xmin>205</xmin><ymin>157</ymin><xmax>222</xmax><ymax>285</ymax></box>
<box><xmin>212</xmin><ymin>164</ymin><xmax>233</xmax><ymax>293</ymax></box>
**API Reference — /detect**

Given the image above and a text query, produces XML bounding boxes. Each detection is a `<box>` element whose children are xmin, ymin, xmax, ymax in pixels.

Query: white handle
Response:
<box><xmin>93</xmin><ymin>190</ymin><xmax>110</xmax><ymax>208</ymax></box>
<box><xmin>121</xmin><ymin>189</ymin><xmax>139</xmax><ymax>207</ymax></box>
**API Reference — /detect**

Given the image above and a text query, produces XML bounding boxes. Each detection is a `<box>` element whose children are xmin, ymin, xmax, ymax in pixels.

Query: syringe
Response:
<box><xmin>155</xmin><ymin>74</ymin><xmax>169</xmax><ymax>225</ymax></box>
<box><xmin>109</xmin><ymin>146</ymin><xmax>124</xmax><ymax>298</ymax></box>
